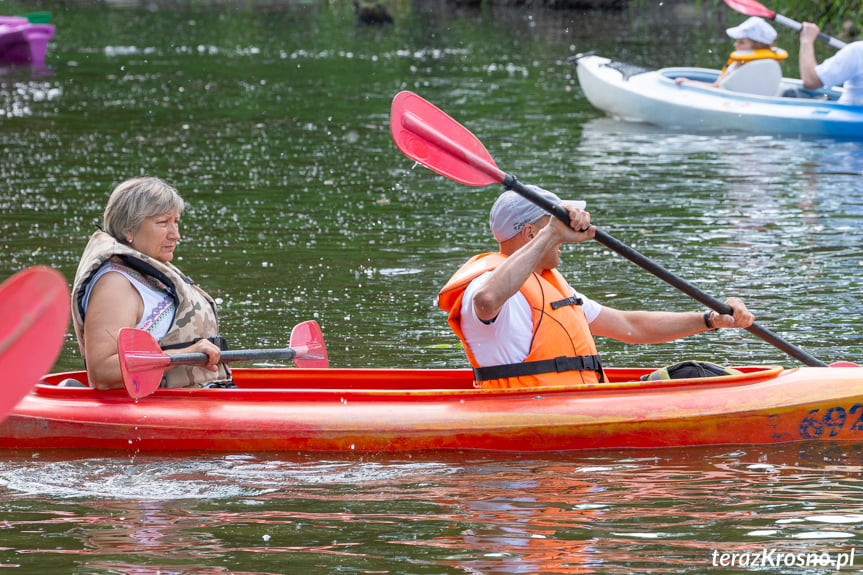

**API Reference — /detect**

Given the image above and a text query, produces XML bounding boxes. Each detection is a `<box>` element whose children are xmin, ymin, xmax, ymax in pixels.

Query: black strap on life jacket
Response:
<box><xmin>550</xmin><ymin>296</ymin><xmax>583</xmax><ymax>310</ymax></box>
<box><xmin>473</xmin><ymin>354</ymin><xmax>604</xmax><ymax>383</ymax></box>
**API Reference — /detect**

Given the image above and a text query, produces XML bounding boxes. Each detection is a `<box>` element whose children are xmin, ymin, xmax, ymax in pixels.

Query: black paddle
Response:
<box><xmin>389</xmin><ymin>90</ymin><xmax>828</xmax><ymax>367</ymax></box>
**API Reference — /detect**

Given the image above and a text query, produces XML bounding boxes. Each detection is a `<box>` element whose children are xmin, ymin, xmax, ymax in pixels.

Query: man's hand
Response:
<box><xmin>800</xmin><ymin>22</ymin><xmax>821</xmax><ymax>45</ymax></box>
<box><xmin>711</xmin><ymin>297</ymin><xmax>755</xmax><ymax>329</ymax></box>
<box><xmin>549</xmin><ymin>204</ymin><xmax>595</xmax><ymax>244</ymax></box>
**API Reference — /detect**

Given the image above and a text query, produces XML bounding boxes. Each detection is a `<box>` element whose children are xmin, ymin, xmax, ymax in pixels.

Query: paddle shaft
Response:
<box><xmin>502</xmin><ymin>177</ymin><xmax>827</xmax><ymax>367</ymax></box>
<box><xmin>773</xmin><ymin>14</ymin><xmax>846</xmax><ymax>49</ymax></box>
<box><xmin>722</xmin><ymin>0</ymin><xmax>846</xmax><ymax>49</ymax></box>
<box><xmin>165</xmin><ymin>347</ymin><xmax>302</xmax><ymax>367</ymax></box>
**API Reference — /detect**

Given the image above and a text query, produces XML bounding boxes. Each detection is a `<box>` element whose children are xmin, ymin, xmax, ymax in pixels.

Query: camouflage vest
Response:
<box><xmin>71</xmin><ymin>230</ymin><xmax>230</xmax><ymax>388</ymax></box>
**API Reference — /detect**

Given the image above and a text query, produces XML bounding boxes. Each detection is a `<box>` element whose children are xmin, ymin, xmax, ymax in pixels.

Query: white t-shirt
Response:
<box><xmin>815</xmin><ymin>41</ymin><xmax>863</xmax><ymax>105</ymax></box>
<box><xmin>459</xmin><ymin>271</ymin><xmax>603</xmax><ymax>367</ymax></box>
<box><xmin>82</xmin><ymin>262</ymin><xmax>176</xmax><ymax>341</ymax></box>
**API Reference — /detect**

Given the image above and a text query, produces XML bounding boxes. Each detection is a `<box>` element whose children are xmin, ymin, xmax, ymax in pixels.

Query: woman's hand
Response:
<box><xmin>169</xmin><ymin>339</ymin><xmax>222</xmax><ymax>372</ymax></box>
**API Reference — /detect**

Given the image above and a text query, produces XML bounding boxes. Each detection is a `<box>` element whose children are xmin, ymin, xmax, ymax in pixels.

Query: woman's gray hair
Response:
<box><xmin>102</xmin><ymin>177</ymin><xmax>185</xmax><ymax>241</ymax></box>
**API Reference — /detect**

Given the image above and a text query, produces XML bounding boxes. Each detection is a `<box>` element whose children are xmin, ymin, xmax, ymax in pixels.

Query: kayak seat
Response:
<box><xmin>719</xmin><ymin>59</ymin><xmax>783</xmax><ymax>97</ymax></box>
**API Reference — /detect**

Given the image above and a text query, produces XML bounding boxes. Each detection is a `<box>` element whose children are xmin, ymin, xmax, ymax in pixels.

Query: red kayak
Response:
<box><xmin>2</xmin><ymin>364</ymin><xmax>862</xmax><ymax>452</ymax></box>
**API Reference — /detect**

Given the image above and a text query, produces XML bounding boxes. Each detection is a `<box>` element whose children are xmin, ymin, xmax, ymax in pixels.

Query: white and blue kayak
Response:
<box><xmin>571</xmin><ymin>53</ymin><xmax>863</xmax><ymax>139</ymax></box>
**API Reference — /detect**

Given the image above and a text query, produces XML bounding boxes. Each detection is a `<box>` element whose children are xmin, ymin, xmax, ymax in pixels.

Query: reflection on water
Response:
<box><xmin>0</xmin><ymin>75</ymin><xmax>60</xmax><ymax>118</ymax></box>
<box><xmin>2</xmin><ymin>445</ymin><xmax>863</xmax><ymax>573</ymax></box>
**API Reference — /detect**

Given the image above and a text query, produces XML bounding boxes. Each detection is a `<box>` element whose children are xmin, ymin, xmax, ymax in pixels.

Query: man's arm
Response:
<box><xmin>799</xmin><ymin>22</ymin><xmax>824</xmax><ymax>90</ymax></box>
<box><xmin>473</xmin><ymin>206</ymin><xmax>593</xmax><ymax>322</ymax></box>
<box><xmin>589</xmin><ymin>298</ymin><xmax>754</xmax><ymax>344</ymax></box>
<box><xmin>473</xmin><ymin>226</ymin><xmax>563</xmax><ymax>322</ymax></box>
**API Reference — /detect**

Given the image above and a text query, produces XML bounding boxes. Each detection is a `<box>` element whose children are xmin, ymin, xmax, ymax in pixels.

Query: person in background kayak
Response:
<box><xmin>799</xmin><ymin>22</ymin><xmax>863</xmax><ymax>106</ymax></box>
<box><xmin>675</xmin><ymin>16</ymin><xmax>786</xmax><ymax>88</ymax></box>
<box><xmin>71</xmin><ymin>177</ymin><xmax>230</xmax><ymax>390</ymax></box>
<box><xmin>437</xmin><ymin>187</ymin><xmax>755</xmax><ymax>389</ymax></box>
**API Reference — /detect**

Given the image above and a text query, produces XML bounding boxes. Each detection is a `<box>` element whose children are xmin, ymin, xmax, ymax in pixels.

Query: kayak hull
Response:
<box><xmin>3</xmin><ymin>365</ymin><xmax>863</xmax><ymax>452</ymax></box>
<box><xmin>572</xmin><ymin>54</ymin><xmax>863</xmax><ymax>139</ymax></box>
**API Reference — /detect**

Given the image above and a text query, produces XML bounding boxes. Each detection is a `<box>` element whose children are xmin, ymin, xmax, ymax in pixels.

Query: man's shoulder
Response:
<box><xmin>835</xmin><ymin>41</ymin><xmax>863</xmax><ymax>61</ymax></box>
<box><xmin>441</xmin><ymin>253</ymin><xmax>505</xmax><ymax>292</ymax></box>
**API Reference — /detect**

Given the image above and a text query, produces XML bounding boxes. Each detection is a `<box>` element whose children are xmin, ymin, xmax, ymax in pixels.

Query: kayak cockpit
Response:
<box><xmin>658</xmin><ymin>67</ymin><xmax>842</xmax><ymax>101</ymax></box>
<box><xmin>37</xmin><ymin>365</ymin><xmax>786</xmax><ymax>396</ymax></box>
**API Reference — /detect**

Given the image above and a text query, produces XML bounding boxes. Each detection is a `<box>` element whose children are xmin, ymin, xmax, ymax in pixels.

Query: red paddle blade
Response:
<box><xmin>118</xmin><ymin>327</ymin><xmax>170</xmax><ymax>400</ymax></box>
<box><xmin>722</xmin><ymin>0</ymin><xmax>775</xmax><ymax>19</ymax></box>
<box><xmin>0</xmin><ymin>266</ymin><xmax>69</xmax><ymax>420</ymax></box>
<box><xmin>289</xmin><ymin>320</ymin><xmax>329</xmax><ymax>368</ymax></box>
<box><xmin>390</xmin><ymin>91</ymin><xmax>506</xmax><ymax>187</ymax></box>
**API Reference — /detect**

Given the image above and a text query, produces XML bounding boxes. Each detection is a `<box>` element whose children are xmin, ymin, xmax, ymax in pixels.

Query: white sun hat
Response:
<box><xmin>726</xmin><ymin>16</ymin><xmax>777</xmax><ymax>45</ymax></box>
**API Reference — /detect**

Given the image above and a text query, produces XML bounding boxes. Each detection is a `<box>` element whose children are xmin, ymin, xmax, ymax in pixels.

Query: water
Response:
<box><xmin>2</xmin><ymin>446</ymin><xmax>863</xmax><ymax>573</ymax></box>
<box><xmin>2</xmin><ymin>1</ymin><xmax>863</xmax><ymax>572</ymax></box>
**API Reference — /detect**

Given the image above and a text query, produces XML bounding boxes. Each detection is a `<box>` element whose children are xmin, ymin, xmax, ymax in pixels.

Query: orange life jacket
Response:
<box><xmin>721</xmin><ymin>47</ymin><xmax>788</xmax><ymax>75</ymax></box>
<box><xmin>437</xmin><ymin>252</ymin><xmax>604</xmax><ymax>389</ymax></box>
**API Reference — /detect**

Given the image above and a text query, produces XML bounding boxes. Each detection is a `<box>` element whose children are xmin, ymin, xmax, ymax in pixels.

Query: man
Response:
<box><xmin>799</xmin><ymin>22</ymin><xmax>863</xmax><ymax>105</ymax></box>
<box><xmin>438</xmin><ymin>186</ymin><xmax>755</xmax><ymax>389</ymax></box>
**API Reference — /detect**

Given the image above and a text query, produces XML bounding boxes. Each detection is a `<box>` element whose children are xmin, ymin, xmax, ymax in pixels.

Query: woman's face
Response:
<box><xmin>128</xmin><ymin>211</ymin><xmax>181</xmax><ymax>263</ymax></box>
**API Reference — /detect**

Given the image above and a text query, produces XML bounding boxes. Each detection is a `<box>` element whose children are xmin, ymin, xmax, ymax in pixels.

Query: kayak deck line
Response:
<box><xmin>34</xmin><ymin>365</ymin><xmax>785</xmax><ymax>396</ymax></box>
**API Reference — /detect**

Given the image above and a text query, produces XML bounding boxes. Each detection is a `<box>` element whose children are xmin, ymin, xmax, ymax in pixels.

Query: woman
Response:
<box><xmin>71</xmin><ymin>177</ymin><xmax>230</xmax><ymax>390</ymax></box>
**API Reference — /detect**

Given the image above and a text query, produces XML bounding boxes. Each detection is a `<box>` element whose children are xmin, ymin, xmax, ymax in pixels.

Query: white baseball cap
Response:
<box><xmin>489</xmin><ymin>185</ymin><xmax>586</xmax><ymax>242</ymax></box>
<box><xmin>726</xmin><ymin>16</ymin><xmax>777</xmax><ymax>45</ymax></box>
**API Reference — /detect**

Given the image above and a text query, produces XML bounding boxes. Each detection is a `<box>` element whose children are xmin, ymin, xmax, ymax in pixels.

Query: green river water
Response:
<box><xmin>1</xmin><ymin>1</ymin><xmax>863</xmax><ymax>573</ymax></box>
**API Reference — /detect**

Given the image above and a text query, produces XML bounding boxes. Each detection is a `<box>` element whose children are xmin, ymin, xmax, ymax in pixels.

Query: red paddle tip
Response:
<box><xmin>722</xmin><ymin>0</ymin><xmax>776</xmax><ymax>19</ymax></box>
<box><xmin>289</xmin><ymin>320</ymin><xmax>329</xmax><ymax>369</ymax></box>
<box><xmin>0</xmin><ymin>266</ymin><xmax>70</xmax><ymax>420</ymax></box>
<box><xmin>390</xmin><ymin>91</ymin><xmax>505</xmax><ymax>187</ymax></box>
<box><xmin>829</xmin><ymin>361</ymin><xmax>861</xmax><ymax>368</ymax></box>
<box><xmin>118</xmin><ymin>327</ymin><xmax>167</xmax><ymax>399</ymax></box>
